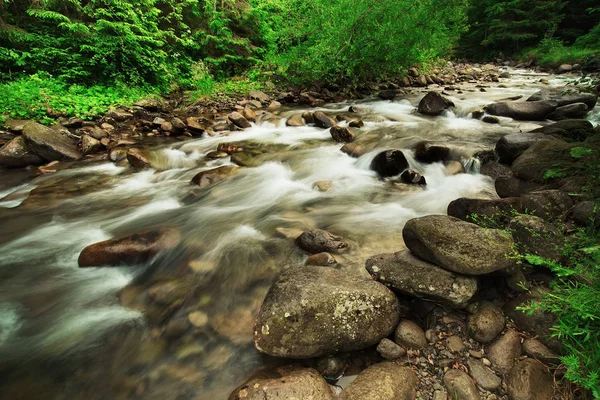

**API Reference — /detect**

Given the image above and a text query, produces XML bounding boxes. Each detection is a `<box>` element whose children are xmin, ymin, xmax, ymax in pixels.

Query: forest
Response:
<box><xmin>1</xmin><ymin>0</ymin><xmax>600</xmax><ymax>399</ymax></box>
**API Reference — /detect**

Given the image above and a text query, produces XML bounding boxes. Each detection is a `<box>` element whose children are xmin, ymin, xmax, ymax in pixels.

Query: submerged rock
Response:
<box><xmin>22</xmin><ymin>122</ymin><xmax>82</xmax><ymax>161</ymax></box>
<box><xmin>339</xmin><ymin>362</ymin><xmax>417</xmax><ymax>400</ymax></box>
<box><xmin>366</xmin><ymin>250</ymin><xmax>477</xmax><ymax>307</ymax></box>
<box><xmin>417</xmin><ymin>91</ymin><xmax>455</xmax><ymax>116</ymax></box>
<box><xmin>296</xmin><ymin>229</ymin><xmax>348</xmax><ymax>254</ymax></box>
<box><xmin>0</xmin><ymin>136</ymin><xmax>44</xmax><ymax>168</ymax></box>
<box><xmin>191</xmin><ymin>165</ymin><xmax>240</xmax><ymax>188</ymax></box>
<box><xmin>400</xmin><ymin>169</ymin><xmax>426</xmax><ymax>185</ymax></box>
<box><xmin>229</xmin><ymin>366</ymin><xmax>335</xmax><ymax>400</ymax></box>
<box><xmin>78</xmin><ymin>230</ymin><xmax>181</xmax><ymax>267</ymax></box>
<box><xmin>253</xmin><ymin>266</ymin><xmax>400</xmax><ymax>358</ymax></box>
<box><xmin>484</xmin><ymin>100</ymin><xmax>557</xmax><ymax>121</ymax></box>
<box><xmin>370</xmin><ymin>149</ymin><xmax>409</xmax><ymax>177</ymax></box>
<box><xmin>403</xmin><ymin>215</ymin><xmax>515</xmax><ymax>275</ymax></box>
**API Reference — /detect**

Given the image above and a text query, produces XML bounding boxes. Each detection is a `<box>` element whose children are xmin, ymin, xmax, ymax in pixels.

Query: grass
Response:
<box><xmin>525</xmin><ymin>40</ymin><xmax>599</xmax><ymax>68</ymax></box>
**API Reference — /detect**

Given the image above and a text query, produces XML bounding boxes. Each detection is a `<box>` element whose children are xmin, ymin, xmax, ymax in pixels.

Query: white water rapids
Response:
<box><xmin>0</xmin><ymin>69</ymin><xmax>596</xmax><ymax>399</ymax></box>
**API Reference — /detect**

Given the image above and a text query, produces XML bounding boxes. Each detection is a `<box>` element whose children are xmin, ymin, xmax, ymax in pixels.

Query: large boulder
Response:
<box><xmin>484</xmin><ymin>100</ymin><xmax>557</xmax><ymax>121</ymax></box>
<box><xmin>366</xmin><ymin>250</ymin><xmax>477</xmax><ymax>307</ymax></box>
<box><xmin>511</xmin><ymin>139</ymin><xmax>571</xmax><ymax>181</ymax></box>
<box><xmin>402</xmin><ymin>215</ymin><xmax>515</xmax><ymax>275</ymax></box>
<box><xmin>78</xmin><ymin>230</ymin><xmax>181</xmax><ymax>267</ymax></box>
<box><xmin>520</xmin><ymin>190</ymin><xmax>573</xmax><ymax>220</ymax></box>
<box><xmin>229</xmin><ymin>366</ymin><xmax>335</xmax><ymax>400</ymax></box>
<box><xmin>0</xmin><ymin>136</ymin><xmax>44</xmax><ymax>168</ymax></box>
<box><xmin>417</xmin><ymin>92</ymin><xmax>455</xmax><ymax>116</ymax></box>
<box><xmin>529</xmin><ymin>119</ymin><xmax>595</xmax><ymax>142</ymax></box>
<box><xmin>495</xmin><ymin>132</ymin><xmax>549</xmax><ymax>164</ymax></box>
<box><xmin>505</xmin><ymin>359</ymin><xmax>554</xmax><ymax>400</ymax></box>
<box><xmin>370</xmin><ymin>149</ymin><xmax>409</xmax><ymax>177</ymax></box>
<box><xmin>527</xmin><ymin>87</ymin><xmax>597</xmax><ymax>109</ymax></box>
<box><xmin>295</xmin><ymin>229</ymin><xmax>348</xmax><ymax>254</ymax></box>
<box><xmin>448</xmin><ymin>197</ymin><xmax>522</xmax><ymax>225</ymax></box>
<box><xmin>339</xmin><ymin>362</ymin><xmax>417</xmax><ymax>400</ymax></box>
<box><xmin>547</xmin><ymin>103</ymin><xmax>589</xmax><ymax>120</ymax></box>
<box><xmin>495</xmin><ymin>176</ymin><xmax>546</xmax><ymax>198</ymax></box>
<box><xmin>253</xmin><ymin>266</ymin><xmax>400</xmax><ymax>358</ymax></box>
<box><xmin>509</xmin><ymin>214</ymin><xmax>563</xmax><ymax>261</ymax></box>
<box><xmin>22</xmin><ymin>122</ymin><xmax>82</xmax><ymax>161</ymax></box>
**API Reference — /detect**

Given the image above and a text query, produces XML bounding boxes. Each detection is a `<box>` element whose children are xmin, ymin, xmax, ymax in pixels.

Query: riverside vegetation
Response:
<box><xmin>1</xmin><ymin>1</ymin><xmax>600</xmax><ymax>399</ymax></box>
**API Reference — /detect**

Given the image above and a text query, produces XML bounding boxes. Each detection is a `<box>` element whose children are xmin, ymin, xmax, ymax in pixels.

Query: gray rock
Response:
<box><xmin>447</xmin><ymin>197</ymin><xmax>521</xmax><ymax>225</ymax></box>
<box><xmin>22</xmin><ymin>122</ymin><xmax>82</xmax><ymax>161</ymax></box>
<box><xmin>254</xmin><ymin>266</ymin><xmax>400</xmax><ymax>358</ymax></box>
<box><xmin>484</xmin><ymin>100</ymin><xmax>557</xmax><ymax>121</ymax></box>
<box><xmin>443</xmin><ymin>369</ymin><xmax>480</xmax><ymax>400</ymax></box>
<box><xmin>523</xmin><ymin>338</ymin><xmax>558</xmax><ymax>365</ymax></box>
<box><xmin>572</xmin><ymin>201</ymin><xmax>598</xmax><ymax>226</ymax></box>
<box><xmin>530</xmin><ymin>119</ymin><xmax>595</xmax><ymax>141</ymax></box>
<box><xmin>487</xmin><ymin>329</ymin><xmax>522</xmax><ymax>374</ymax></box>
<box><xmin>0</xmin><ymin>136</ymin><xmax>44</xmax><ymax>168</ymax></box>
<box><xmin>483</xmin><ymin>115</ymin><xmax>500</xmax><ymax>124</ymax></box>
<box><xmin>495</xmin><ymin>176</ymin><xmax>546</xmax><ymax>198</ymax></box>
<box><xmin>394</xmin><ymin>319</ymin><xmax>427</xmax><ymax>350</ymax></box>
<box><xmin>376</xmin><ymin>338</ymin><xmax>406</xmax><ymax>360</ymax></box>
<box><xmin>495</xmin><ymin>132</ymin><xmax>549</xmax><ymax>164</ymax></box>
<box><xmin>339</xmin><ymin>362</ymin><xmax>417</xmax><ymax>400</ymax></box>
<box><xmin>511</xmin><ymin>139</ymin><xmax>571</xmax><ymax>181</ymax></box>
<box><xmin>503</xmin><ymin>291</ymin><xmax>560</xmax><ymax>352</ymax></box>
<box><xmin>403</xmin><ymin>215</ymin><xmax>515</xmax><ymax>275</ymax></box>
<box><xmin>548</xmin><ymin>103</ymin><xmax>589</xmax><ymax>120</ymax></box>
<box><xmin>296</xmin><ymin>229</ymin><xmax>348</xmax><ymax>254</ymax></box>
<box><xmin>509</xmin><ymin>214</ymin><xmax>563</xmax><ymax>260</ymax></box>
<box><xmin>467</xmin><ymin>359</ymin><xmax>501</xmax><ymax>390</ymax></box>
<box><xmin>506</xmin><ymin>359</ymin><xmax>554</xmax><ymax>400</ymax></box>
<box><xmin>520</xmin><ymin>190</ymin><xmax>573</xmax><ymax>220</ymax></box>
<box><xmin>527</xmin><ymin>87</ymin><xmax>597</xmax><ymax>109</ymax></box>
<box><xmin>467</xmin><ymin>302</ymin><xmax>505</xmax><ymax>343</ymax></box>
<box><xmin>418</xmin><ymin>92</ymin><xmax>455</xmax><ymax>116</ymax></box>
<box><xmin>366</xmin><ymin>250</ymin><xmax>478</xmax><ymax>307</ymax></box>
<box><xmin>229</xmin><ymin>366</ymin><xmax>335</xmax><ymax>400</ymax></box>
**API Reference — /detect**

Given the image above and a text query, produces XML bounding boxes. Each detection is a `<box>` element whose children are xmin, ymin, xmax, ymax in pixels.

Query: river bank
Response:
<box><xmin>0</xmin><ymin>66</ymin><xmax>599</xmax><ymax>399</ymax></box>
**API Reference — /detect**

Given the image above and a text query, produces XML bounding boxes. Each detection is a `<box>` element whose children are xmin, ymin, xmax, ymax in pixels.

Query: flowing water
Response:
<box><xmin>0</xmin><ymin>69</ymin><xmax>597</xmax><ymax>399</ymax></box>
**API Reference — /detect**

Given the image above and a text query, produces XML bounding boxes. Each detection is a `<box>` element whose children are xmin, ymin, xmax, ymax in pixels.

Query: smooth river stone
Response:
<box><xmin>366</xmin><ymin>250</ymin><xmax>477</xmax><ymax>307</ymax></box>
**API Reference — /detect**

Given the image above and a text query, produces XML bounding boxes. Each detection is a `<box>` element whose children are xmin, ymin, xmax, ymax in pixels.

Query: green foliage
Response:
<box><xmin>0</xmin><ymin>73</ymin><xmax>155</xmax><ymax>125</ymax></box>
<box><xmin>266</xmin><ymin>0</ymin><xmax>469</xmax><ymax>83</ymax></box>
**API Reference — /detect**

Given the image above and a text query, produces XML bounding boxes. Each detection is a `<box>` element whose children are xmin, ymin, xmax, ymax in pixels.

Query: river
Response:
<box><xmin>0</xmin><ymin>69</ymin><xmax>596</xmax><ymax>399</ymax></box>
